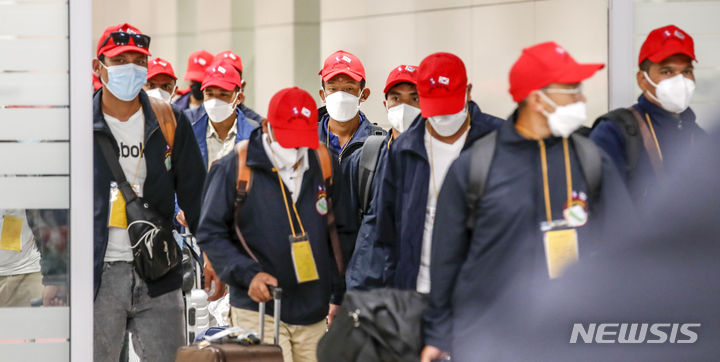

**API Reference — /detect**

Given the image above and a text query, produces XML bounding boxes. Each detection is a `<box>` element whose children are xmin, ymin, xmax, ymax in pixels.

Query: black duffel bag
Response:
<box><xmin>318</xmin><ymin>288</ymin><xmax>426</xmax><ymax>362</ymax></box>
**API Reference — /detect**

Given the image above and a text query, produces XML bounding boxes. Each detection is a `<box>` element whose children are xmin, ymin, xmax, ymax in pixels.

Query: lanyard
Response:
<box><xmin>538</xmin><ymin>138</ymin><xmax>573</xmax><ymax>224</ymax></box>
<box><xmin>269</xmin><ymin>150</ymin><xmax>306</xmax><ymax>238</ymax></box>
<box><xmin>326</xmin><ymin>120</ymin><xmax>359</xmax><ymax>156</ymax></box>
<box><xmin>645</xmin><ymin>113</ymin><xmax>664</xmax><ymax>162</ymax></box>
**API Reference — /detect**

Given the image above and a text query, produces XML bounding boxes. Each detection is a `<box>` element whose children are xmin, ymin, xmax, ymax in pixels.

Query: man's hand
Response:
<box><xmin>203</xmin><ymin>253</ymin><xmax>226</xmax><ymax>301</ymax></box>
<box><xmin>248</xmin><ymin>272</ymin><xmax>277</xmax><ymax>303</ymax></box>
<box><xmin>176</xmin><ymin>210</ymin><xmax>188</xmax><ymax>227</ymax></box>
<box><xmin>420</xmin><ymin>345</ymin><xmax>449</xmax><ymax>362</ymax></box>
<box><xmin>327</xmin><ymin>303</ymin><xmax>341</xmax><ymax>327</ymax></box>
<box><xmin>43</xmin><ymin>285</ymin><xmax>67</xmax><ymax>307</ymax></box>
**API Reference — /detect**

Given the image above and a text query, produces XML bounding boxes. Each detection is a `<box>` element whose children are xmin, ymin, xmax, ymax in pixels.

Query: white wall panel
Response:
<box><xmin>0</xmin><ymin>143</ymin><xmax>69</xmax><ymax>174</ymax></box>
<box><xmin>0</xmin><ymin>109</ymin><xmax>69</xmax><ymax>140</ymax></box>
<box><xmin>0</xmin><ymin>176</ymin><xmax>69</xmax><ymax>209</ymax></box>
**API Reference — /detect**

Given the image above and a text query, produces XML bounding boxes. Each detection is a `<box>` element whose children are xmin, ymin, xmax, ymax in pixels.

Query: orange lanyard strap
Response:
<box><xmin>538</xmin><ymin>138</ymin><xmax>573</xmax><ymax>223</ymax></box>
<box><xmin>645</xmin><ymin>113</ymin><xmax>664</xmax><ymax>162</ymax></box>
<box><xmin>274</xmin><ymin>169</ymin><xmax>306</xmax><ymax>237</ymax></box>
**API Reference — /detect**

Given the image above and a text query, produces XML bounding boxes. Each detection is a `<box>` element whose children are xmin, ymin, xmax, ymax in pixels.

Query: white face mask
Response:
<box><xmin>643</xmin><ymin>72</ymin><xmax>695</xmax><ymax>114</ymax></box>
<box><xmin>266</xmin><ymin>125</ymin><xmax>307</xmax><ymax>169</ymax></box>
<box><xmin>539</xmin><ymin>91</ymin><xmax>587</xmax><ymax>139</ymax></box>
<box><xmin>146</xmin><ymin>86</ymin><xmax>176</xmax><ymax>103</ymax></box>
<box><xmin>204</xmin><ymin>93</ymin><xmax>238</xmax><ymax>123</ymax></box>
<box><xmin>386</xmin><ymin>103</ymin><xmax>421</xmax><ymax>133</ymax></box>
<box><xmin>324</xmin><ymin>90</ymin><xmax>361</xmax><ymax>122</ymax></box>
<box><xmin>427</xmin><ymin>104</ymin><xmax>468</xmax><ymax>137</ymax></box>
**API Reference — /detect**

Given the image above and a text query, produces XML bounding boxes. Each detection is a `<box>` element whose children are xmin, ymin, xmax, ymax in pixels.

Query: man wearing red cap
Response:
<box><xmin>197</xmin><ymin>87</ymin><xmax>349</xmax><ymax>362</ymax></box>
<box><xmin>345</xmin><ymin>64</ymin><xmax>422</xmax><ymax>290</ymax></box>
<box><xmin>173</xmin><ymin>49</ymin><xmax>214</xmax><ymax>111</ymax></box>
<box><xmin>143</xmin><ymin>57</ymin><xmax>177</xmax><ymax>102</ymax></box>
<box><xmin>368</xmin><ymin>52</ymin><xmax>503</xmax><ymax>296</ymax></box>
<box><xmin>590</xmin><ymin>24</ymin><xmax>705</xmax><ymax>203</ymax></box>
<box><xmin>420</xmin><ymin>42</ymin><xmax>631</xmax><ymax>362</ymax></box>
<box><xmin>91</xmin><ymin>23</ymin><xmax>206</xmax><ymax>362</ymax></box>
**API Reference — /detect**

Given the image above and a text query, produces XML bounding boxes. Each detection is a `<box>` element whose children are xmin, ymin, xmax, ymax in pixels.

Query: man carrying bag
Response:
<box><xmin>92</xmin><ymin>23</ymin><xmax>206</xmax><ymax>362</ymax></box>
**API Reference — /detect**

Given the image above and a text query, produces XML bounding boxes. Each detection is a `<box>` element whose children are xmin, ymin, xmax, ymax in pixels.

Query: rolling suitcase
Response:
<box><xmin>175</xmin><ymin>287</ymin><xmax>284</xmax><ymax>362</ymax></box>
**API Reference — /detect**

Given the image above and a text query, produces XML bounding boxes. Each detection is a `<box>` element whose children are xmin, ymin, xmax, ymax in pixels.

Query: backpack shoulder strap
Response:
<box><xmin>148</xmin><ymin>96</ymin><xmax>177</xmax><ymax>149</ymax></box>
<box><xmin>232</xmin><ymin>140</ymin><xmax>259</xmax><ymax>263</ymax></box>
<box><xmin>357</xmin><ymin>135</ymin><xmax>385</xmax><ymax>215</ymax></box>
<box><xmin>627</xmin><ymin>107</ymin><xmax>664</xmax><ymax>176</ymax></box>
<box><xmin>315</xmin><ymin>144</ymin><xmax>333</xmax><ymax>184</ymax></box>
<box><xmin>465</xmin><ymin>131</ymin><xmax>497</xmax><ymax>229</ymax></box>
<box><xmin>314</xmin><ymin>144</ymin><xmax>345</xmax><ymax>276</ymax></box>
<box><xmin>593</xmin><ymin>108</ymin><xmax>640</xmax><ymax>178</ymax></box>
<box><xmin>369</xmin><ymin>124</ymin><xmax>387</xmax><ymax>136</ymax></box>
<box><xmin>570</xmin><ymin>133</ymin><xmax>603</xmax><ymax>201</ymax></box>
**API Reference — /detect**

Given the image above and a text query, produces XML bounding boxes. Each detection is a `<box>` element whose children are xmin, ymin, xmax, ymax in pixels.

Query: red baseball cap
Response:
<box><xmin>384</xmin><ymin>65</ymin><xmax>418</xmax><ymax>94</ymax></box>
<box><xmin>267</xmin><ymin>87</ymin><xmax>319</xmax><ymax>149</ymax></box>
<box><xmin>176</xmin><ymin>86</ymin><xmax>190</xmax><ymax>96</ymax></box>
<box><xmin>416</xmin><ymin>53</ymin><xmax>468</xmax><ymax>118</ymax></box>
<box><xmin>201</xmin><ymin>61</ymin><xmax>243</xmax><ymax>91</ymax></box>
<box><xmin>319</xmin><ymin>50</ymin><xmax>365</xmax><ymax>82</ymax></box>
<box><xmin>214</xmin><ymin>51</ymin><xmax>243</xmax><ymax>73</ymax></box>
<box><xmin>184</xmin><ymin>50</ymin><xmax>214</xmax><ymax>82</ymax></box>
<box><xmin>147</xmin><ymin>58</ymin><xmax>177</xmax><ymax>80</ymax></box>
<box><xmin>509</xmin><ymin>41</ymin><xmax>604</xmax><ymax>103</ymax></box>
<box><xmin>639</xmin><ymin>25</ymin><xmax>695</xmax><ymax>66</ymax></box>
<box><xmin>96</xmin><ymin>23</ymin><xmax>151</xmax><ymax>58</ymax></box>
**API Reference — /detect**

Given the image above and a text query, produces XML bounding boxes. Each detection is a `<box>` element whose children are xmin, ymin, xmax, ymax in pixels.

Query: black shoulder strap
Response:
<box><xmin>97</xmin><ymin>134</ymin><xmax>138</xmax><ymax>204</ymax></box>
<box><xmin>570</xmin><ymin>133</ymin><xmax>603</xmax><ymax>201</ymax></box>
<box><xmin>357</xmin><ymin>135</ymin><xmax>385</xmax><ymax>215</ymax></box>
<box><xmin>465</xmin><ymin>131</ymin><xmax>497</xmax><ymax>229</ymax></box>
<box><xmin>593</xmin><ymin>108</ymin><xmax>641</xmax><ymax>178</ymax></box>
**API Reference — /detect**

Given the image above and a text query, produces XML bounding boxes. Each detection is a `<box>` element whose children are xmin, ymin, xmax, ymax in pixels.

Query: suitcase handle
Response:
<box><xmin>258</xmin><ymin>285</ymin><xmax>282</xmax><ymax>345</ymax></box>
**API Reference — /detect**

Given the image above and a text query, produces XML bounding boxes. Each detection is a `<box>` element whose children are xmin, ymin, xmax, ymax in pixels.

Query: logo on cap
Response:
<box><xmin>555</xmin><ymin>46</ymin><xmax>566</xmax><ymax>55</ymax></box>
<box><xmin>301</xmin><ymin>107</ymin><xmax>311</xmax><ymax>118</ymax></box>
<box><xmin>229</xmin><ymin>53</ymin><xmax>237</xmax><ymax>60</ymax></box>
<box><xmin>217</xmin><ymin>66</ymin><xmax>227</xmax><ymax>74</ymax></box>
<box><xmin>197</xmin><ymin>58</ymin><xmax>207</xmax><ymax>65</ymax></box>
<box><xmin>405</xmin><ymin>65</ymin><xmax>416</xmax><ymax>72</ymax></box>
<box><xmin>438</xmin><ymin>76</ymin><xmax>450</xmax><ymax>85</ymax></box>
<box><xmin>158</xmin><ymin>61</ymin><xmax>167</xmax><ymax>67</ymax></box>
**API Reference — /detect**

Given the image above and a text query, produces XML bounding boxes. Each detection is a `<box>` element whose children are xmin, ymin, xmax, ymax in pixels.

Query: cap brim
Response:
<box><xmin>556</xmin><ymin>63</ymin><xmax>605</xmax><ymax>84</ymax></box>
<box><xmin>201</xmin><ymin>79</ymin><xmax>237</xmax><ymax>91</ymax></box>
<box><xmin>184</xmin><ymin>70</ymin><xmax>206</xmax><ymax>82</ymax></box>
<box><xmin>384</xmin><ymin>78</ymin><xmax>417</xmax><ymax>94</ymax></box>
<box><xmin>321</xmin><ymin>69</ymin><xmax>363</xmax><ymax>82</ymax></box>
<box><xmin>646</xmin><ymin>48</ymin><xmax>696</xmax><ymax>64</ymax></box>
<box><xmin>272</xmin><ymin>126</ymin><xmax>319</xmax><ymax>150</ymax></box>
<box><xmin>419</xmin><ymin>90</ymin><xmax>466</xmax><ymax>118</ymax></box>
<box><xmin>102</xmin><ymin>45</ymin><xmax>151</xmax><ymax>58</ymax></box>
<box><xmin>148</xmin><ymin>70</ymin><xmax>177</xmax><ymax>80</ymax></box>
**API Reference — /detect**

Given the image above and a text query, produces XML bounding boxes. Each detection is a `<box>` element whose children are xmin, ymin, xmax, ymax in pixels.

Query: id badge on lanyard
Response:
<box><xmin>290</xmin><ymin>233</ymin><xmax>319</xmax><ymax>283</ymax></box>
<box><xmin>0</xmin><ymin>211</ymin><xmax>24</xmax><ymax>252</ymax></box>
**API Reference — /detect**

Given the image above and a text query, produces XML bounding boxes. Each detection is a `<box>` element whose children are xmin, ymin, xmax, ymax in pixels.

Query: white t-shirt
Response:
<box><xmin>0</xmin><ymin>209</ymin><xmax>41</xmax><ymax>276</ymax></box>
<box><xmin>104</xmin><ymin>109</ymin><xmax>147</xmax><ymax>262</ymax></box>
<box><xmin>416</xmin><ymin>127</ymin><xmax>469</xmax><ymax>293</ymax></box>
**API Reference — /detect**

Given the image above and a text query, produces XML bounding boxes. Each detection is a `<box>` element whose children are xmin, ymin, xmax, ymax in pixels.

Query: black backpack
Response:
<box><xmin>592</xmin><ymin>108</ymin><xmax>644</xmax><ymax>181</ymax></box>
<box><xmin>465</xmin><ymin>131</ymin><xmax>603</xmax><ymax>228</ymax></box>
<box><xmin>317</xmin><ymin>289</ymin><xmax>426</xmax><ymax>362</ymax></box>
<box><xmin>356</xmin><ymin>134</ymin><xmax>386</xmax><ymax>216</ymax></box>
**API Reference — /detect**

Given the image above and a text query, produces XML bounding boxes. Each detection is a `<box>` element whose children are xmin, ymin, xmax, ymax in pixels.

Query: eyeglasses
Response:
<box><xmin>100</xmin><ymin>31</ymin><xmax>151</xmax><ymax>50</ymax></box>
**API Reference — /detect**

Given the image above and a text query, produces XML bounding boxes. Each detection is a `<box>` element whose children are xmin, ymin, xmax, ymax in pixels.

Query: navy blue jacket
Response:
<box><xmin>93</xmin><ymin>90</ymin><xmax>206</xmax><ymax>298</ymax></box>
<box><xmin>345</xmin><ymin>131</ymin><xmax>393</xmax><ymax>290</ymax></box>
<box><xmin>373</xmin><ymin>101</ymin><xmax>504</xmax><ymax>290</ymax></box>
<box><xmin>173</xmin><ymin>91</ymin><xmax>192</xmax><ymax>111</ymax></box>
<box><xmin>190</xmin><ymin>108</ymin><xmax>258</xmax><ymax>169</ymax></box>
<box><xmin>423</xmin><ymin>115</ymin><xmax>633</xmax><ymax>352</ymax></box>
<box><xmin>318</xmin><ymin>111</ymin><xmax>383</xmax><ymax>263</ymax></box>
<box><xmin>590</xmin><ymin>94</ymin><xmax>705</xmax><ymax>200</ymax></box>
<box><xmin>196</xmin><ymin>128</ymin><xmax>348</xmax><ymax>325</ymax></box>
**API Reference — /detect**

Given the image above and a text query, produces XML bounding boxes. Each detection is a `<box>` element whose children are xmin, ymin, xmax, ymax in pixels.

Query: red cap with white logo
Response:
<box><xmin>509</xmin><ymin>41</ymin><xmax>604</xmax><ymax>102</ymax></box>
<box><xmin>639</xmin><ymin>25</ymin><xmax>695</xmax><ymax>66</ymax></box>
<box><xmin>319</xmin><ymin>50</ymin><xmax>365</xmax><ymax>82</ymax></box>
<box><xmin>201</xmin><ymin>61</ymin><xmax>242</xmax><ymax>91</ymax></box>
<box><xmin>384</xmin><ymin>65</ymin><xmax>418</xmax><ymax>94</ymax></box>
<box><xmin>214</xmin><ymin>50</ymin><xmax>243</xmax><ymax>73</ymax></box>
<box><xmin>96</xmin><ymin>23</ymin><xmax>151</xmax><ymax>58</ymax></box>
<box><xmin>416</xmin><ymin>53</ymin><xmax>468</xmax><ymax>118</ymax></box>
<box><xmin>267</xmin><ymin>87</ymin><xmax>319</xmax><ymax>149</ymax></box>
<box><xmin>184</xmin><ymin>50</ymin><xmax>214</xmax><ymax>82</ymax></box>
<box><xmin>147</xmin><ymin>58</ymin><xmax>177</xmax><ymax>80</ymax></box>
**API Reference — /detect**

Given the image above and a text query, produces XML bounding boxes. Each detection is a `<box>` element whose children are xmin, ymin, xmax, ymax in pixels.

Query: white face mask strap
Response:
<box><xmin>169</xmin><ymin>85</ymin><xmax>178</xmax><ymax>99</ymax></box>
<box><xmin>537</xmin><ymin>90</ymin><xmax>559</xmax><ymax>113</ymax></box>
<box><xmin>643</xmin><ymin>72</ymin><xmax>659</xmax><ymax>88</ymax></box>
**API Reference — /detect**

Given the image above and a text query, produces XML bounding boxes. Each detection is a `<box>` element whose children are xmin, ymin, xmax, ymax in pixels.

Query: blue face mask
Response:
<box><xmin>99</xmin><ymin>61</ymin><xmax>148</xmax><ymax>101</ymax></box>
